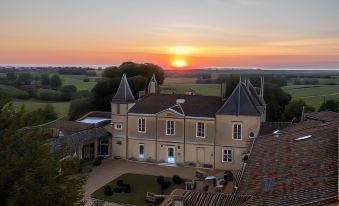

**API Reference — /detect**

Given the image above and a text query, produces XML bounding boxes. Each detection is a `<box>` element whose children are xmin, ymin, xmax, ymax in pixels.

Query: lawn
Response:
<box><xmin>0</xmin><ymin>84</ymin><xmax>30</xmax><ymax>99</ymax></box>
<box><xmin>60</xmin><ymin>75</ymin><xmax>97</xmax><ymax>91</ymax></box>
<box><xmin>161</xmin><ymin>84</ymin><xmax>221</xmax><ymax>96</ymax></box>
<box><xmin>12</xmin><ymin>99</ymin><xmax>70</xmax><ymax>117</ymax></box>
<box><xmin>91</xmin><ymin>173</ymin><xmax>185</xmax><ymax>206</ymax></box>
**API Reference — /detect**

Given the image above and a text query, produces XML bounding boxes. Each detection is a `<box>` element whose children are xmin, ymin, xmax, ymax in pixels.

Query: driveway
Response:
<box><xmin>84</xmin><ymin>159</ymin><xmax>217</xmax><ymax>205</ymax></box>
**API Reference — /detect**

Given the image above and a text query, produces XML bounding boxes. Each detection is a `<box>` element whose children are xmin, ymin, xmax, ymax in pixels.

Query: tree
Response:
<box><xmin>103</xmin><ymin>62</ymin><xmax>165</xmax><ymax>85</ymax></box>
<box><xmin>0</xmin><ymin>93</ymin><xmax>85</xmax><ymax>205</ymax></box>
<box><xmin>17</xmin><ymin>73</ymin><xmax>32</xmax><ymax>85</ymax></box>
<box><xmin>68</xmin><ymin>98</ymin><xmax>95</xmax><ymax>120</ymax></box>
<box><xmin>60</xmin><ymin>85</ymin><xmax>77</xmax><ymax>93</ymax></box>
<box><xmin>264</xmin><ymin>83</ymin><xmax>291</xmax><ymax>121</ymax></box>
<box><xmin>128</xmin><ymin>75</ymin><xmax>148</xmax><ymax>98</ymax></box>
<box><xmin>102</xmin><ymin>66</ymin><xmax>121</xmax><ymax>78</ymax></box>
<box><xmin>91</xmin><ymin>79</ymin><xmax>120</xmax><ymax>111</ymax></box>
<box><xmin>319</xmin><ymin>100</ymin><xmax>339</xmax><ymax>112</ymax></box>
<box><xmin>41</xmin><ymin>73</ymin><xmax>50</xmax><ymax>85</ymax></box>
<box><xmin>283</xmin><ymin>99</ymin><xmax>315</xmax><ymax>122</ymax></box>
<box><xmin>50</xmin><ymin>75</ymin><xmax>62</xmax><ymax>89</ymax></box>
<box><xmin>6</xmin><ymin>72</ymin><xmax>17</xmax><ymax>81</ymax></box>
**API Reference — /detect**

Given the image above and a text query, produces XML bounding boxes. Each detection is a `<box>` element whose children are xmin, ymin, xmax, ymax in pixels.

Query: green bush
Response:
<box><xmin>93</xmin><ymin>157</ymin><xmax>103</xmax><ymax>166</ymax></box>
<box><xmin>156</xmin><ymin>176</ymin><xmax>165</xmax><ymax>185</ymax></box>
<box><xmin>117</xmin><ymin>180</ymin><xmax>124</xmax><ymax>187</ymax></box>
<box><xmin>172</xmin><ymin>175</ymin><xmax>182</xmax><ymax>184</ymax></box>
<box><xmin>60</xmin><ymin>85</ymin><xmax>77</xmax><ymax>93</ymax></box>
<box><xmin>104</xmin><ymin>185</ymin><xmax>113</xmax><ymax>196</ymax></box>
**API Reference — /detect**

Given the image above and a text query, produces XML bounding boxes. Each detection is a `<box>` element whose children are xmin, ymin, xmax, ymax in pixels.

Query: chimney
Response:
<box><xmin>260</xmin><ymin>76</ymin><xmax>264</xmax><ymax>97</ymax></box>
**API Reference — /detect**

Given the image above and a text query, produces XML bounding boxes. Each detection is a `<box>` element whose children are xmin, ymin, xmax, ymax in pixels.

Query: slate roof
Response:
<box><xmin>237</xmin><ymin>118</ymin><xmax>339</xmax><ymax>205</ymax></box>
<box><xmin>112</xmin><ymin>73</ymin><xmax>136</xmax><ymax>103</ymax></box>
<box><xmin>217</xmin><ymin>82</ymin><xmax>263</xmax><ymax>116</ymax></box>
<box><xmin>304</xmin><ymin>111</ymin><xmax>339</xmax><ymax>122</ymax></box>
<box><xmin>128</xmin><ymin>94</ymin><xmax>224</xmax><ymax>118</ymax></box>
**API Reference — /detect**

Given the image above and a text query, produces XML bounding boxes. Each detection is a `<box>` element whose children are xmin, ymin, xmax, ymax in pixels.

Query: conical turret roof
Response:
<box><xmin>112</xmin><ymin>73</ymin><xmax>136</xmax><ymax>103</ymax></box>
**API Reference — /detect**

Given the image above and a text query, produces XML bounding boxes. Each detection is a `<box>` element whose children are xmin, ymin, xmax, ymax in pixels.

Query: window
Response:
<box><xmin>233</xmin><ymin>123</ymin><xmax>242</xmax><ymax>140</ymax></box>
<box><xmin>99</xmin><ymin>139</ymin><xmax>109</xmax><ymax>156</ymax></box>
<box><xmin>222</xmin><ymin>149</ymin><xmax>232</xmax><ymax>163</ymax></box>
<box><xmin>114</xmin><ymin>123</ymin><xmax>122</xmax><ymax>130</ymax></box>
<box><xmin>138</xmin><ymin>118</ymin><xmax>146</xmax><ymax>133</ymax></box>
<box><xmin>196</xmin><ymin>122</ymin><xmax>205</xmax><ymax>138</ymax></box>
<box><xmin>139</xmin><ymin>144</ymin><xmax>144</xmax><ymax>159</ymax></box>
<box><xmin>166</xmin><ymin>120</ymin><xmax>175</xmax><ymax>135</ymax></box>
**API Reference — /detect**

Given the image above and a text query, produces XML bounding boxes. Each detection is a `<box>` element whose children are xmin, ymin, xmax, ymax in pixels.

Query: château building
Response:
<box><xmin>105</xmin><ymin>74</ymin><xmax>266</xmax><ymax>170</ymax></box>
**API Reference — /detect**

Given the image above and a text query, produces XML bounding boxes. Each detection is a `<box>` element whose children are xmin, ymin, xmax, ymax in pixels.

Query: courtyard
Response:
<box><xmin>85</xmin><ymin>159</ymin><xmax>216</xmax><ymax>205</ymax></box>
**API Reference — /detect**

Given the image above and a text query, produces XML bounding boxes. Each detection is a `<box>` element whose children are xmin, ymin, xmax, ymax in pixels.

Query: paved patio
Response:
<box><xmin>84</xmin><ymin>159</ymin><xmax>217</xmax><ymax>205</ymax></box>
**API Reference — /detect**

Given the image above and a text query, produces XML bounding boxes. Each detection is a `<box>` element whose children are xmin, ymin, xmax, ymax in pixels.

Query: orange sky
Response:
<box><xmin>0</xmin><ymin>0</ymin><xmax>339</xmax><ymax>69</ymax></box>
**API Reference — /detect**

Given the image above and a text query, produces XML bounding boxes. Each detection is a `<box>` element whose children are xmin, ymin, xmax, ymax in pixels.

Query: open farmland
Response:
<box><xmin>12</xmin><ymin>100</ymin><xmax>70</xmax><ymax>117</ymax></box>
<box><xmin>282</xmin><ymin>85</ymin><xmax>339</xmax><ymax>110</ymax></box>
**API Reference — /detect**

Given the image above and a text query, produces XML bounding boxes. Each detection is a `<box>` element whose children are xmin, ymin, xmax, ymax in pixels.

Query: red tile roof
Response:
<box><xmin>237</xmin><ymin>119</ymin><xmax>339</xmax><ymax>205</ymax></box>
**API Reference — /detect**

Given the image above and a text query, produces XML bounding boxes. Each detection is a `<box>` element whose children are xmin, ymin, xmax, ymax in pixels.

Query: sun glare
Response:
<box><xmin>171</xmin><ymin>59</ymin><xmax>188</xmax><ymax>68</ymax></box>
<box><xmin>168</xmin><ymin>46</ymin><xmax>193</xmax><ymax>55</ymax></box>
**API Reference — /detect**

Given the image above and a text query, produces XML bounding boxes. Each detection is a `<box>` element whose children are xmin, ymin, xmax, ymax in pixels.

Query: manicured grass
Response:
<box><xmin>91</xmin><ymin>173</ymin><xmax>185</xmax><ymax>206</ymax></box>
<box><xmin>12</xmin><ymin>100</ymin><xmax>70</xmax><ymax>117</ymax></box>
<box><xmin>0</xmin><ymin>84</ymin><xmax>30</xmax><ymax>99</ymax></box>
<box><xmin>60</xmin><ymin>75</ymin><xmax>97</xmax><ymax>91</ymax></box>
<box><xmin>161</xmin><ymin>84</ymin><xmax>221</xmax><ymax>96</ymax></box>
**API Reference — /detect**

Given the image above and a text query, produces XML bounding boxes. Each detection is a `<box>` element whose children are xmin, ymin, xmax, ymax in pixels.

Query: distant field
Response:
<box><xmin>60</xmin><ymin>75</ymin><xmax>97</xmax><ymax>91</ymax></box>
<box><xmin>12</xmin><ymin>100</ymin><xmax>70</xmax><ymax>117</ymax></box>
<box><xmin>0</xmin><ymin>84</ymin><xmax>30</xmax><ymax>99</ymax></box>
<box><xmin>163</xmin><ymin>77</ymin><xmax>198</xmax><ymax>84</ymax></box>
<box><xmin>282</xmin><ymin>85</ymin><xmax>339</xmax><ymax>110</ymax></box>
<box><xmin>161</xmin><ymin>84</ymin><xmax>221</xmax><ymax>96</ymax></box>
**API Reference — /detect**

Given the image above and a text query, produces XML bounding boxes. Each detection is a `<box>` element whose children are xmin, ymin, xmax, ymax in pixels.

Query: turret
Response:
<box><xmin>147</xmin><ymin>73</ymin><xmax>159</xmax><ymax>94</ymax></box>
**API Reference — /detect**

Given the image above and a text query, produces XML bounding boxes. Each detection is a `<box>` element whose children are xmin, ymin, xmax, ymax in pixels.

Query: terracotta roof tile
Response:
<box><xmin>238</xmin><ymin>119</ymin><xmax>339</xmax><ymax>205</ymax></box>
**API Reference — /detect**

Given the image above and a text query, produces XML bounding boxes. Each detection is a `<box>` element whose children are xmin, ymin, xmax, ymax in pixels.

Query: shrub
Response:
<box><xmin>60</xmin><ymin>85</ymin><xmax>77</xmax><ymax>93</ymax></box>
<box><xmin>161</xmin><ymin>181</ymin><xmax>171</xmax><ymax>191</ymax></box>
<box><xmin>203</xmin><ymin>163</ymin><xmax>213</xmax><ymax>168</ymax></box>
<box><xmin>113</xmin><ymin>187</ymin><xmax>122</xmax><ymax>193</ymax></box>
<box><xmin>156</xmin><ymin>176</ymin><xmax>165</xmax><ymax>185</ymax></box>
<box><xmin>117</xmin><ymin>180</ymin><xmax>124</xmax><ymax>187</ymax></box>
<box><xmin>83</xmin><ymin>78</ymin><xmax>90</xmax><ymax>82</ymax></box>
<box><xmin>93</xmin><ymin>157</ymin><xmax>103</xmax><ymax>166</ymax></box>
<box><xmin>124</xmin><ymin>184</ymin><xmax>131</xmax><ymax>193</ymax></box>
<box><xmin>104</xmin><ymin>185</ymin><xmax>113</xmax><ymax>196</ymax></box>
<box><xmin>172</xmin><ymin>175</ymin><xmax>182</xmax><ymax>185</ymax></box>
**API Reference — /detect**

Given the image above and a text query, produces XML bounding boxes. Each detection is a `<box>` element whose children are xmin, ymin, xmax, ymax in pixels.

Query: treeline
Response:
<box><xmin>68</xmin><ymin>62</ymin><xmax>165</xmax><ymax>120</ymax></box>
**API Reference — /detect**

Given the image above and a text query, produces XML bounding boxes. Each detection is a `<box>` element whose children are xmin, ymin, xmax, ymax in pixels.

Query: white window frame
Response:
<box><xmin>232</xmin><ymin>122</ymin><xmax>242</xmax><ymax>140</ymax></box>
<box><xmin>222</xmin><ymin>149</ymin><xmax>233</xmax><ymax>163</ymax></box>
<box><xmin>138</xmin><ymin>118</ymin><xmax>146</xmax><ymax>133</ymax></box>
<box><xmin>166</xmin><ymin>120</ymin><xmax>175</xmax><ymax>136</ymax></box>
<box><xmin>196</xmin><ymin>122</ymin><xmax>205</xmax><ymax>138</ymax></box>
<box><xmin>139</xmin><ymin>143</ymin><xmax>144</xmax><ymax>160</ymax></box>
<box><xmin>114</xmin><ymin>123</ymin><xmax>123</xmax><ymax>130</ymax></box>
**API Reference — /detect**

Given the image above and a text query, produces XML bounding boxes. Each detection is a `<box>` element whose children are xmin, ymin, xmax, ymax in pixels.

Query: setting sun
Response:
<box><xmin>171</xmin><ymin>58</ymin><xmax>188</xmax><ymax>68</ymax></box>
